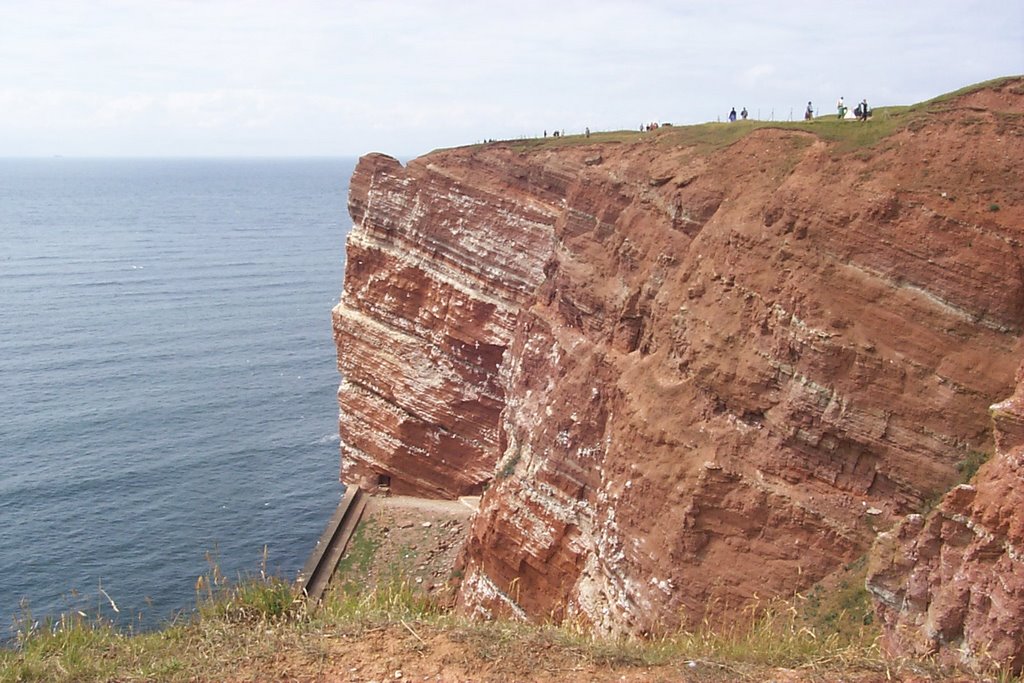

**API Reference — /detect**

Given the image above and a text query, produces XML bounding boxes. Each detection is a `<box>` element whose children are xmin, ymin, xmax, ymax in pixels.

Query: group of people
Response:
<box><xmin>726</xmin><ymin>99</ymin><xmax>871</xmax><ymax>123</ymax></box>
<box><xmin>727</xmin><ymin>107</ymin><xmax>749</xmax><ymax>122</ymax></box>
<box><xmin>544</xmin><ymin>94</ymin><xmax>872</xmax><ymax>141</ymax></box>
<box><xmin>835</xmin><ymin>97</ymin><xmax>870</xmax><ymax>121</ymax></box>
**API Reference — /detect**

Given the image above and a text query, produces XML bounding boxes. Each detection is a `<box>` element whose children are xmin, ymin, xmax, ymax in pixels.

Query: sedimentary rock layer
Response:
<box><xmin>334</xmin><ymin>79</ymin><xmax>1024</xmax><ymax>640</ymax></box>
<box><xmin>334</xmin><ymin>153</ymin><xmax>559</xmax><ymax>496</ymax></box>
<box><xmin>867</xmin><ymin>361</ymin><xmax>1024</xmax><ymax>674</ymax></box>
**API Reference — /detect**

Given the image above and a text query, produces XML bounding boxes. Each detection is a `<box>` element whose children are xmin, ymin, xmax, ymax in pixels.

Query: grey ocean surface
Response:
<box><xmin>0</xmin><ymin>158</ymin><xmax>353</xmax><ymax>632</ymax></box>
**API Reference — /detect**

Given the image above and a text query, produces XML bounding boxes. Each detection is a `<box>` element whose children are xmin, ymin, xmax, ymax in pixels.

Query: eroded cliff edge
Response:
<box><xmin>333</xmin><ymin>79</ymin><xmax>1024</xmax><ymax>664</ymax></box>
<box><xmin>867</xmin><ymin>360</ymin><xmax>1024</xmax><ymax>672</ymax></box>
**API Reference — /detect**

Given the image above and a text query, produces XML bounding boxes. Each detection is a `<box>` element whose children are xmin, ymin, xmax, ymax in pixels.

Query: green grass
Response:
<box><xmin>918</xmin><ymin>449</ymin><xmax>993</xmax><ymax>513</ymax></box>
<box><xmin>469</xmin><ymin>75</ymin><xmax>1023</xmax><ymax>158</ymax></box>
<box><xmin>795</xmin><ymin>556</ymin><xmax>875</xmax><ymax>646</ymax></box>
<box><xmin>956</xmin><ymin>449</ymin><xmax>992</xmax><ymax>483</ymax></box>
<box><xmin>496</xmin><ymin>443</ymin><xmax>523</xmax><ymax>479</ymax></box>
<box><xmin>506</xmin><ymin>128</ymin><xmax>647</xmax><ymax>152</ymax></box>
<box><xmin>0</xmin><ymin>560</ymin><xmax>440</xmax><ymax>683</ymax></box>
<box><xmin>490</xmin><ymin>105</ymin><xmax>911</xmax><ymax>158</ymax></box>
<box><xmin>331</xmin><ymin>516</ymin><xmax>381</xmax><ymax>587</ymax></box>
<box><xmin>910</xmin><ymin>75</ymin><xmax>1023</xmax><ymax>108</ymax></box>
<box><xmin>319</xmin><ymin>573</ymin><xmax>442</xmax><ymax>625</ymax></box>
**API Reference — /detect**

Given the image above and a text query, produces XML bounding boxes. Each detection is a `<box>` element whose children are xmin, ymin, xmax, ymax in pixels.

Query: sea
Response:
<box><xmin>0</xmin><ymin>158</ymin><xmax>355</xmax><ymax>635</ymax></box>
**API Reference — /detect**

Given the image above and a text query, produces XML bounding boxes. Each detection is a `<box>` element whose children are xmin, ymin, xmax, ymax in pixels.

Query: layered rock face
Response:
<box><xmin>867</xmin><ymin>362</ymin><xmax>1024</xmax><ymax>673</ymax></box>
<box><xmin>334</xmin><ymin>153</ymin><xmax>558</xmax><ymax>497</ymax></box>
<box><xmin>334</xmin><ymin>80</ymin><xmax>1024</xmax><ymax>639</ymax></box>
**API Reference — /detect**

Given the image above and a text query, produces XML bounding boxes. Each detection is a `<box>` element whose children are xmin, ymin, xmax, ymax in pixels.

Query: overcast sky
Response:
<box><xmin>1</xmin><ymin>0</ymin><xmax>1021</xmax><ymax>158</ymax></box>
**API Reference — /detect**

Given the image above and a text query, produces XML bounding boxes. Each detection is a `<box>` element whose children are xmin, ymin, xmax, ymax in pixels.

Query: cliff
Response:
<box><xmin>335</xmin><ymin>151</ymin><xmax>557</xmax><ymax>497</ymax></box>
<box><xmin>333</xmin><ymin>78</ymin><xmax>1024</xmax><ymax>651</ymax></box>
<box><xmin>867</xmin><ymin>360</ymin><xmax>1024</xmax><ymax>673</ymax></box>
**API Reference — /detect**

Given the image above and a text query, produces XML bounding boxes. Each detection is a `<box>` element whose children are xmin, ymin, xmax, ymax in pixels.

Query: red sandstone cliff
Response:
<box><xmin>867</xmin><ymin>360</ymin><xmax>1024</xmax><ymax>673</ymax></box>
<box><xmin>333</xmin><ymin>78</ymin><xmax>1024</xmax><ymax>647</ymax></box>
<box><xmin>335</xmin><ymin>152</ymin><xmax>557</xmax><ymax>497</ymax></box>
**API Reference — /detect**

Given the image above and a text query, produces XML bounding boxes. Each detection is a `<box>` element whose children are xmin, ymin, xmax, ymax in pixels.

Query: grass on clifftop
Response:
<box><xmin>500</xmin><ymin>106</ymin><xmax>911</xmax><ymax>157</ymax></box>
<box><xmin>492</xmin><ymin>75</ymin><xmax>1022</xmax><ymax>157</ymax></box>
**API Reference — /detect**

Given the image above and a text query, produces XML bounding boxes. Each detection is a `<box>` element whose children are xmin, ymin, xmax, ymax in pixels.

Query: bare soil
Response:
<box><xmin>331</xmin><ymin>494</ymin><xmax>477</xmax><ymax>606</ymax></box>
<box><xmin>220</xmin><ymin>617</ymin><xmax>965</xmax><ymax>683</ymax></box>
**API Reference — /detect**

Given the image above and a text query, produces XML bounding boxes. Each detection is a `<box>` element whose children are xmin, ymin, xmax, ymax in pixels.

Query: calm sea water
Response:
<box><xmin>0</xmin><ymin>158</ymin><xmax>353</xmax><ymax>633</ymax></box>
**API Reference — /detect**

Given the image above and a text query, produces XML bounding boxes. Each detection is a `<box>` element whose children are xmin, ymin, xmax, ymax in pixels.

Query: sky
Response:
<box><xmin>0</xmin><ymin>0</ymin><xmax>1021</xmax><ymax>159</ymax></box>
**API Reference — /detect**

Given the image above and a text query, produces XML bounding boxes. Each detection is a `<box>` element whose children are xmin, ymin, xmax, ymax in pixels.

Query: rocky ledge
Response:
<box><xmin>867</xmin><ymin>359</ymin><xmax>1024</xmax><ymax>673</ymax></box>
<box><xmin>333</xmin><ymin>78</ymin><xmax>1024</xmax><ymax>668</ymax></box>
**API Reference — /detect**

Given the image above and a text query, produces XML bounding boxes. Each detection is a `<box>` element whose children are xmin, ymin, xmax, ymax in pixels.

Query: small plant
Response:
<box><xmin>919</xmin><ymin>490</ymin><xmax>944</xmax><ymax>514</ymax></box>
<box><xmin>956</xmin><ymin>450</ymin><xmax>991</xmax><ymax>482</ymax></box>
<box><xmin>186</xmin><ymin>549</ymin><xmax>300</xmax><ymax>626</ymax></box>
<box><xmin>989</xmin><ymin>203</ymin><xmax>1001</xmax><ymax>212</ymax></box>
<box><xmin>496</xmin><ymin>445</ymin><xmax>523</xmax><ymax>480</ymax></box>
<box><xmin>198</xmin><ymin>577</ymin><xmax>296</xmax><ymax>624</ymax></box>
<box><xmin>319</xmin><ymin>574</ymin><xmax>441</xmax><ymax>624</ymax></box>
<box><xmin>333</xmin><ymin>518</ymin><xmax>381</xmax><ymax>581</ymax></box>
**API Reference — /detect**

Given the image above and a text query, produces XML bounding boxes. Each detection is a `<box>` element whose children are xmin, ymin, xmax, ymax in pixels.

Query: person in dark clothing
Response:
<box><xmin>740</xmin><ymin>107</ymin><xmax>748</xmax><ymax>120</ymax></box>
<box><xmin>859</xmin><ymin>99</ymin><xmax>869</xmax><ymax>121</ymax></box>
<box><xmin>728</xmin><ymin>107</ymin><xmax>737</xmax><ymax>122</ymax></box>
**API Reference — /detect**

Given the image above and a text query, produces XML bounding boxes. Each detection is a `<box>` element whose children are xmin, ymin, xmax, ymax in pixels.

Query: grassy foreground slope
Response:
<box><xmin>0</xmin><ymin>571</ymin><xmax>917</xmax><ymax>683</ymax></box>
<box><xmin>1</xmin><ymin>542</ymin><xmax>1010</xmax><ymax>681</ymax></box>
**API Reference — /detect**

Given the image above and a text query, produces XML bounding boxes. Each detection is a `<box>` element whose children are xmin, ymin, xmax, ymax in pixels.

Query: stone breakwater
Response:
<box><xmin>333</xmin><ymin>79</ymin><xmax>1024</xmax><ymax>669</ymax></box>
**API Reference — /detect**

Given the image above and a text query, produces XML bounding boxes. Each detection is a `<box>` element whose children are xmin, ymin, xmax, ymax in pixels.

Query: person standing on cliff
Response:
<box><xmin>805</xmin><ymin>101</ymin><xmax>814</xmax><ymax>120</ymax></box>
<box><xmin>837</xmin><ymin>96</ymin><xmax>846</xmax><ymax>119</ymax></box>
<box><xmin>740</xmin><ymin>107</ymin><xmax>748</xmax><ymax>120</ymax></box>
<box><xmin>728</xmin><ymin>107</ymin><xmax>737</xmax><ymax>122</ymax></box>
<box><xmin>859</xmin><ymin>98</ymin><xmax>869</xmax><ymax>121</ymax></box>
